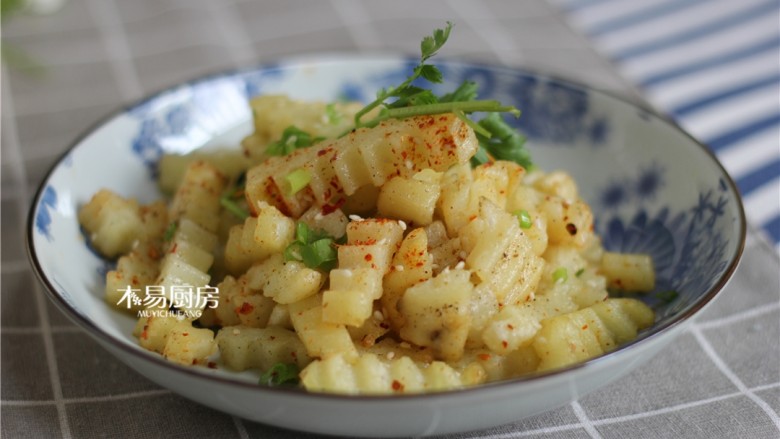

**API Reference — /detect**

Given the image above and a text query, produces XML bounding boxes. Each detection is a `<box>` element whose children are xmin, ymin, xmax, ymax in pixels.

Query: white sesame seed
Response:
<box><xmin>386</xmin><ymin>351</ymin><xmax>396</xmax><ymax>360</ymax></box>
<box><xmin>455</xmin><ymin>261</ymin><xmax>465</xmax><ymax>270</ymax></box>
<box><xmin>314</xmin><ymin>212</ymin><xmax>324</xmax><ymax>220</ymax></box>
<box><xmin>458</xmin><ymin>251</ymin><xmax>467</xmax><ymax>259</ymax></box>
<box><xmin>232</xmin><ymin>328</ymin><xmax>241</xmax><ymax>335</ymax></box>
<box><xmin>442</xmin><ymin>267</ymin><xmax>451</xmax><ymax>274</ymax></box>
<box><xmin>399</xmin><ymin>342</ymin><xmax>411</xmax><ymax>349</ymax></box>
<box><xmin>348</xmin><ymin>214</ymin><xmax>364</xmax><ymax>222</ymax></box>
<box><xmin>394</xmin><ymin>265</ymin><xmax>405</xmax><ymax>272</ymax></box>
<box><xmin>373</xmin><ymin>310</ymin><xmax>384</xmax><ymax>321</ymax></box>
<box><xmin>431</xmin><ymin>263</ymin><xmax>439</xmax><ymax>269</ymax></box>
<box><xmin>398</xmin><ymin>220</ymin><xmax>407</xmax><ymax>231</ymax></box>
<box><xmin>405</xmin><ymin>160</ymin><xmax>413</xmax><ymax>170</ymax></box>
<box><xmin>379</xmin><ymin>238</ymin><xmax>388</xmax><ymax>245</ymax></box>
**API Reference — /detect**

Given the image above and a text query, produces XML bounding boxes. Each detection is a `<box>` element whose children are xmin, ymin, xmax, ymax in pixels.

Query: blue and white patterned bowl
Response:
<box><xmin>27</xmin><ymin>56</ymin><xmax>745</xmax><ymax>437</ymax></box>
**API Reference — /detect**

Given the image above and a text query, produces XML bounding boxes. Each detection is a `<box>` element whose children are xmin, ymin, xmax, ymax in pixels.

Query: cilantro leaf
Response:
<box><xmin>439</xmin><ymin>80</ymin><xmax>479</xmax><ymax>103</ymax></box>
<box><xmin>386</xmin><ymin>88</ymin><xmax>440</xmax><ymax>109</ymax></box>
<box><xmin>476</xmin><ymin>113</ymin><xmax>533</xmax><ymax>169</ymax></box>
<box><xmin>284</xmin><ymin>222</ymin><xmax>339</xmax><ymax>271</ymax></box>
<box><xmin>416</xmin><ymin>64</ymin><xmax>444</xmax><ymax>83</ymax></box>
<box><xmin>266</xmin><ymin>126</ymin><xmax>324</xmax><ymax>156</ymax></box>
<box><xmin>420</xmin><ymin>22</ymin><xmax>453</xmax><ymax>61</ymax></box>
<box><xmin>300</xmin><ymin>238</ymin><xmax>338</xmax><ymax>271</ymax></box>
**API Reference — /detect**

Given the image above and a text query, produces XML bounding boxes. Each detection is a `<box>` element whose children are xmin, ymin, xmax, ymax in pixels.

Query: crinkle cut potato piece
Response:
<box><xmin>244</xmin><ymin>113</ymin><xmax>478</xmax><ymax>218</ymax></box>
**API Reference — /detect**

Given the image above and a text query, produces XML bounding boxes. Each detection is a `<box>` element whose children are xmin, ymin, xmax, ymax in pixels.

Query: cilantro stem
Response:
<box><xmin>453</xmin><ymin>110</ymin><xmax>491</xmax><ymax>138</ymax></box>
<box><xmin>354</xmin><ymin>91</ymin><xmax>390</xmax><ymax>128</ymax></box>
<box><xmin>353</xmin><ymin>22</ymin><xmax>453</xmax><ymax>128</ymax></box>
<box><xmin>387</xmin><ymin>100</ymin><xmax>518</xmax><ymax>119</ymax></box>
<box><xmin>349</xmin><ymin>100</ymin><xmax>519</xmax><ymax>135</ymax></box>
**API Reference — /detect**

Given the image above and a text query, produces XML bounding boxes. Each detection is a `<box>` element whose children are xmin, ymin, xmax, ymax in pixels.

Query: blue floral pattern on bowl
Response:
<box><xmin>35</xmin><ymin>185</ymin><xmax>57</xmax><ymax>241</ymax></box>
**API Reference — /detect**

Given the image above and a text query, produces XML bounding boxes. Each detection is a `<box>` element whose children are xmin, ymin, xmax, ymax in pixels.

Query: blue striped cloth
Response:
<box><xmin>552</xmin><ymin>0</ymin><xmax>780</xmax><ymax>252</ymax></box>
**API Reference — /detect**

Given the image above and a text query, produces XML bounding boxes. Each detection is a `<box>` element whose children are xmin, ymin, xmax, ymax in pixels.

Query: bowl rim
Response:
<box><xmin>26</xmin><ymin>54</ymin><xmax>747</xmax><ymax>402</ymax></box>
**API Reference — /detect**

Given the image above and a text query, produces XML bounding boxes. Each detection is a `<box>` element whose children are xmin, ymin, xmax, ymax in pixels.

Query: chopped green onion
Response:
<box><xmin>552</xmin><ymin>267</ymin><xmax>568</xmax><ymax>284</ymax></box>
<box><xmin>220</xmin><ymin>171</ymin><xmax>250</xmax><ymax>220</ymax></box>
<box><xmin>163</xmin><ymin>222</ymin><xmax>178</xmax><ymax>242</ymax></box>
<box><xmin>220</xmin><ymin>197</ymin><xmax>249</xmax><ymax>220</ymax></box>
<box><xmin>259</xmin><ymin>363</ymin><xmax>300</xmax><ymax>386</ymax></box>
<box><xmin>284</xmin><ymin>168</ymin><xmax>311</xmax><ymax>196</ymax></box>
<box><xmin>513</xmin><ymin>210</ymin><xmax>532</xmax><ymax>229</ymax></box>
<box><xmin>575</xmin><ymin>268</ymin><xmax>585</xmax><ymax>277</ymax></box>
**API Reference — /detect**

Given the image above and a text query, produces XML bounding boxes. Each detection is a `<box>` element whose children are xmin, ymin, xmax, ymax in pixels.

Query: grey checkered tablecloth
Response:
<box><xmin>1</xmin><ymin>1</ymin><xmax>779</xmax><ymax>438</ymax></box>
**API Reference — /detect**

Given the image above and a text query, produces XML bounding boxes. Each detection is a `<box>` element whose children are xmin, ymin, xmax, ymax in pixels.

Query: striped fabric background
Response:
<box><xmin>552</xmin><ymin>0</ymin><xmax>780</xmax><ymax>253</ymax></box>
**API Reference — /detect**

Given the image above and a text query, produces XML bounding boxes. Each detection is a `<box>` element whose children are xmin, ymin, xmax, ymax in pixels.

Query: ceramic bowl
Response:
<box><xmin>27</xmin><ymin>55</ymin><xmax>745</xmax><ymax>437</ymax></box>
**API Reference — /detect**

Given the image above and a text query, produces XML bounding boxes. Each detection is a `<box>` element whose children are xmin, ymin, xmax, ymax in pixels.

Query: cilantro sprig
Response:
<box><xmin>346</xmin><ymin>22</ymin><xmax>532</xmax><ymax>168</ymax></box>
<box><xmin>264</xmin><ymin>22</ymin><xmax>533</xmax><ymax>171</ymax></box>
<box><xmin>346</xmin><ymin>23</ymin><xmax>520</xmax><ymax>135</ymax></box>
<box><xmin>284</xmin><ymin>222</ymin><xmax>341</xmax><ymax>271</ymax></box>
<box><xmin>352</xmin><ymin>23</ymin><xmax>453</xmax><ymax>128</ymax></box>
